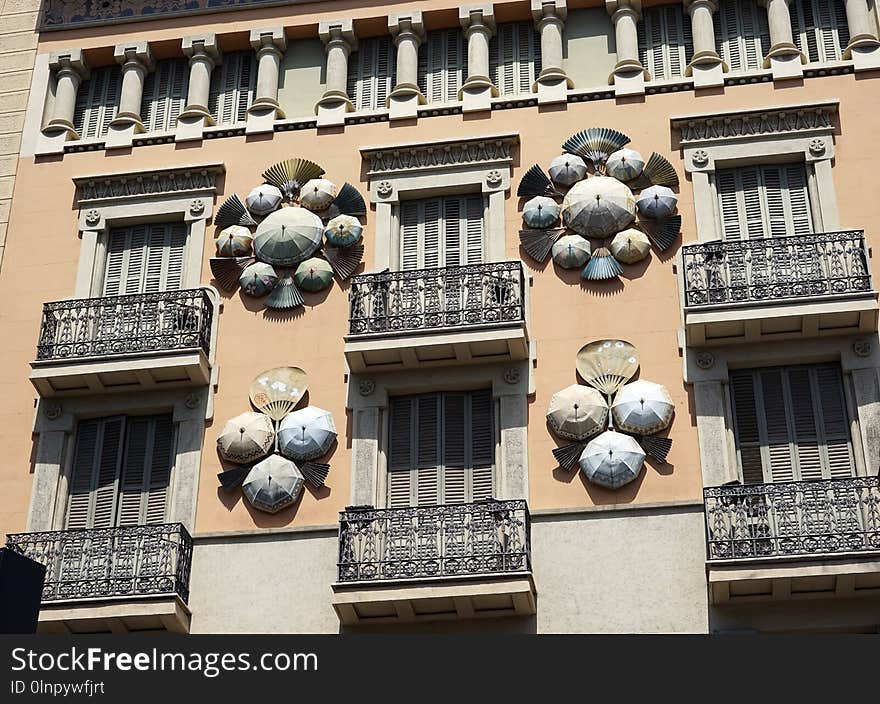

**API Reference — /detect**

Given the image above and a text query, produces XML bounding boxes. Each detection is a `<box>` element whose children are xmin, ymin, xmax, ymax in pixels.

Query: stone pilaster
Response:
<box><xmin>684</xmin><ymin>0</ymin><xmax>726</xmax><ymax>88</ymax></box>
<box><xmin>842</xmin><ymin>0</ymin><xmax>880</xmax><ymax>71</ymax></box>
<box><xmin>176</xmin><ymin>33</ymin><xmax>221</xmax><ymax>142</ymax></box>
<box><xmin>459</xmin><ymin>4</ymin><xmax>498</xmax><ymax>113</ymax></box>
<box><xmin>388</xmin><ymin>11</ymin><xmax>426</xmax><ymax>120</ymax></box>
<box><xmin>531</xmin><ymin>0</ymin><xmax>572</xmax><ymax>104</ymax></box>
<box><xmin>247</xmin><ymin>26</ymin><xmax>287</xmax><ymax>134</ymax></box>
<box><xmin>106</xmin><ymin>41</ymin><xmax>153</xmax><ymax>148</ymax></box>
<box><xmin>39</xmin><ymin>48</ymin><xmax>89</xmax><ymax>155</ymax></box>
<box><xmin>758</xmin><ymin>0</ymin><xmax>805</xmax><ymax>80</ymax></box>
<box><xmin>606</xmin><ymin>0</ymin><xmax>648</xmax><ymax>96</ymax></box>
<box><xmin>316</xmin><ymin>19</ymin><xmax>357</xmax><ymax>127</ymax></box>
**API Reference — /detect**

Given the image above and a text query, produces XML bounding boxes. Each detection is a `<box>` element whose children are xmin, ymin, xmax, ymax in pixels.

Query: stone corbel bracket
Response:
<box><xmin>671</xmin><ymin>100</ymin><xmax>838</xmax><ymax>174</ymax></box>
<box><xmin>360</xmin><ymin>133</ymin><xmax>518</xmax><ymax>203</ymax></box>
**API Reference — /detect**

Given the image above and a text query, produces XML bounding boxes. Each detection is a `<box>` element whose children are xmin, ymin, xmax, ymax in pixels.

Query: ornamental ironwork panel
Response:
<box><xmin>703</xmin><ymin>477</ymin><xmax>880</xmax><ymax>561</ymax></box>
<box><xmin>36</xmin><ymin>289</ymin><xmax>213</xmax><ymax>361</ymax></box>
<box><xmin>681</xmin><ymin>231</ymin><xmax>872</xmax><ymax>308</ymax></box>
<box><xmin>348</xmin><ymin>262</ymin><xmax>525</xmax><ymax>336</ymax></box>
<box><xmin>337</xmin><ymin>499</ymin><xmax>531</xmax><ymax>582</ymax></box>
<box><xmin>5</xmin><ymin>523</ymin><xmax>193</xmax><ymax>603</ymax></box>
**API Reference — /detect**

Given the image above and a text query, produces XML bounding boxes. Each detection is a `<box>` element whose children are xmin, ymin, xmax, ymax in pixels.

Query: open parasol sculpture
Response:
<box><xmin>578</xmin><ymin>431</ymin><xmax>646</xmax><ymax>489</ymax></box>
<box><xmin>211</xmin><ymin>156</ymin><xmax>366</xmax><ymax>310</ymax></box>
<box><xmin>517</xmin><ymin>127</ymin><xmax>681</xmax><ymax>280</ymax></box>
<box><xmin>216</xmin><ymin>366</ymin><xmax>334</xmax><ymax>512</ymax></box>
<box><xmin>549</xmin><ymin>340</ymin><xmax>674</xmax><ymax>486</ymax></box>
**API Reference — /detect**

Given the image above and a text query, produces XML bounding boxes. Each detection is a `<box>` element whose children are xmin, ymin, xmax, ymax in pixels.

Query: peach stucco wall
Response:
<box><xmin>1</xmin><ymin>11</ymin><xmax>876</xmax><ymax>534</ymax></box>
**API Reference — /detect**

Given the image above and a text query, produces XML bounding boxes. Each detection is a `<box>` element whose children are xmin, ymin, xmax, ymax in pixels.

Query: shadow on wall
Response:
<box><xmin>339</xmin><ymin>614</ymin><xmax>538</xmax><ymax>635</ymax></box>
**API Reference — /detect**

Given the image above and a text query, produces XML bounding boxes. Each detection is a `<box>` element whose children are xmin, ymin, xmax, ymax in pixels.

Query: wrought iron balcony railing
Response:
<box><xmin>681</xmin><ymin>231</ymin><xmax>872</xmax><ymax>308</ymax></box>
<box><xmin>35</xmin><ymin>289</ymin><xmax>214</xmax><ymax>361</ymax></box>
<box><xmin>348</xmin><ymin>261</ymin><xmax>526</xmax><ymax>336</ymax></box>
<box><xmin>5</xmin><ymin>523</ymin><xmax>193</xmax><ymax>604</ymax></box>
<box><xmin>704</xmin><ymin>476</ymin><xmax>880</xmax><ymax>561</ymax></box>
<box><xmin>337</xmin><ymin>499</ymin><xmax>531</xmax><ymax>583</ymax></box>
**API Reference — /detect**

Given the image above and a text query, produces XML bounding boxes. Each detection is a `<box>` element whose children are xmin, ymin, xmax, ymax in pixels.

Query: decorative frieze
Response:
<box><xmin>74</xmin><ymin>164</ymin><xmax>225</xmax><ymax>204</ymax></box>
<box><xmin>362</xmin><ymin>134</ymin><xmax>518</xmax><ymax>177</ymax></box>
<box><xmin>671</xmin><ymin>102</ymin><xmax>838</xmax><ymax>145</ymax></box>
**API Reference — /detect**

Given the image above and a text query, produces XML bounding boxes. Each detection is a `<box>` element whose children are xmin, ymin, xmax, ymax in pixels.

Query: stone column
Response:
<box><xmin>758</xmin><ymin>0</ymin><xmax>805</xmax><ymax>79</ymax></box>
<box><xmin>388</xmin><ymin>11</ymin><xmax>426</xmax><ymax>120</ymax></box>
<box><xmin>606</xmin><ymin>0</ymin><xmax>648</xmax><ymax>96</ymax></box>
<box><xmin>247</xmin><ymin>26</ymin><xmax>287</xmax><ymax>134</ymax></box>
<box><xmin>842</xmin><ymin>0</ymin><xmax>880</xmax><ymax>71</ymax></box>
<box><xmin>106</xmin><ymin>41</ymin><xmax>153</xmax><ymax>149</ymax></box>
<box><xmin>176</xmin><ymin>33</ymin><xmax>221</xmax><ymax>143</ymax></box>
<box><xmin>684</xmin><ymin>0</ymin><xmax>725</xmax><ymax>88</ymax></box>
<box><xmin>316</xmin><ymin>19</ymin><xmax>357</xmax><ymax>127</ymax></box>
<box><xmin>459</xmin><ymin>4</ymin><xmax>498</xmax><ymax>113</ymax></box>
<box><xmin>38</xmin><ymin>48</ymin><xmax>89</xmax><ymax>155</ymax></box>
<box><xmin>531</xmin><ymin>0</ymin><xmax>572</xmax><ymax>104</ymax></box>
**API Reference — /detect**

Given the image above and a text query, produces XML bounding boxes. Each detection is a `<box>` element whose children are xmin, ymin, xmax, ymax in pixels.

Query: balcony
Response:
<box><xmin>29</xmin><ymin>289</ymin><xmax>214</xmax><ymax>396</ymax></box>
<box><xmin>703</xmin><ymin>477</ymin><xmax>880</xmax><ymax>604</ymax></box>
<box><xmin>344</xmin><ymin>261</ymin><xmax>530</xmax><ymax>372</ymax></box>
<box><xmin>331</xmin><ymin>499</ymin><xmax>536</xmax><ymax>625</ymax></box>
<box><xmin>680</xmin><ymin>231</ymin><xmax>878</xmax><ymax>346</ymax></box>
<box><xmin>5</xmin><ymin>523</ymin><xmax>193</xmax><ymax>633</ymax></box>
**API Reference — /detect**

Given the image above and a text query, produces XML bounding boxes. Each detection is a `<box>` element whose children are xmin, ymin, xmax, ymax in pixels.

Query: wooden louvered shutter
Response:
<box><xmin>731</xmin><ymin>365</ymin><xmax>855</xmax><ymax>484</ymax></box>
<box><xmin>235</xmin><ymin>52</ymin><xmax>255</xmax><ymax>122</ymax></box>
<box><xmin>791</xmin><ymin>0</ymin><xmax>850</xmax><ymax>62</ymax></box>
<box><xmin>443</xmin><ymin>197</ymin><xmax>462</xmax><ymax>267</ymax></box>
<box><xmin>443</xmin><ymin>393</ymin><xmax>467</xmax><ymax>504</ymax></box>
<box><xmin>143</xmin><ymin>224</ymin><xmax>186</xmax><ymax>293</ymax></box>
<box><xmin>210</xmin><ymin>51</ymin><xmax>254</xmax><ymax>125</ymax></box>
<box><xmin>117</xmin><ymin>415</ymin><xmax>174</xmax><ymax>526</ymax></box>
<box><xmin>639</xmin><ymin>5</ymin><xmax>692</xmax><ymax>80</ymax></box>
<box><xmin>716</xmin><ymin>169</ymin><xmax>743</xmax><ymax>240</ymax></box>
<box><xmin>387</xmin><ymin>398</ymin><xmax>414</xmax><ymax>508</ymax></box>
<box><xmin>422</xmin><ymin>198</ymin><xmax>441</xmax><ymax>269</ymax></box>
<box><xmin>348</xmin><ymin>38</ymin><xmax>395</xmax><ymax>111</ymax></box>
<box><xmin>376</xmin><ymin>38</ymin><xmax>394</xmax><ymax>109</ymax></box>
<box><xmin>716</xmin><ymin>0</ymin><xmax>769</xmax><ymax>72</ymax></box>
<box><xmin>419</xmin><ymin>29</ymin><xmax>464</xmax><ymax>104</ymax></box>
<box><xmin>99</xmin><ymin>67</ymin><xmax>121</xmax><ymax>138</ymax></box>
<box><xmin>464</xmin><ymin>196</ymin><xmax>484</xmax><ymax>264</ymax></box>
<box><xmin>66</xmin><ymin>417</ymin><xmax>126</xmax><ymax>529</ymax></box>
<box><xmin>416</xmin><ymin>394</ymin><xmax>441</xmax><ymax>505</ymax></box>
<box><xmin>104</xmin><ymin>224</ymin><xmax>186</xmax><ymax>295</ymax></box>
<box><xmin>469</xmin><ymin>390</ymin><xmax>494</xmax><ymax>500</ymax></box>
<box><xmin>400</xmin><ymin>201</ymin><xmax>420</xmax><ymax>271</ymax></box>
<box><xmin>761</xmin><ymin>166</ymin><xmax>789</xmax><ymax>238</ymax></box>
<box><xmin>142</xmin><ymin>59</ymin><xmax>188</xmax><ymax>133</ymax></box>
<box><xmin>446</xmin><ymin>30</ymin><xmax>464</xmax><ymax>101</ymax></box>
<box><xmin>490</xmin><ymin>22</ymin><xmax>540</xmax><ymax>97</ymax></box>
<box><xmin>783</xmin><ymin>165</ymin><xmax>812</xmax><ymax>235</ymax></box>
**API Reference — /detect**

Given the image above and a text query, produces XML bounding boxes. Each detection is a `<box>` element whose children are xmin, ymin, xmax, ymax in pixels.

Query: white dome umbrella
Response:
<box><xmin>579</xmin><ymin>431</ymin><xmax>646</xmax><ymax>489</ymax></box>
<box><xmin>611</xmin><ymin>379</ymin><xmax>675</xmax><ymax>435</ymax></box>
<box><xmin>522</xmin><ymin>196</ymin><xmax>560</xmax><ymax>229</ymax></box>
<box><xmin>217</xmin><ymin>411</ymin><xmax>275</xmax><ymax>463</ymax></box>
<box><xmin>278</xmin><ymin>406</ymin><xmax>337</xmax><ymax>462</ymax></box>
<box><xmin>551</xmin><ymin>234</ymin><xmax>591</xmax><ymax>269</ymax></box>
<box><xmin>299</xmin><ymin>178</ymin><xmax>338</xmax><ymax>211</ymax></box>
<box><xmin>253</xmin><ymin>206</ymin><xmax>324</xmax><ymax>266</ymax></box>
<box><xmin>548</xmin><ymin>153</ymin><xmax>588</xmax><ymax>186</ymax></box>
<box><xmin>324</xmin><ymin>214</ymin><xmax>363</xmax><ymax>247</ymax></box>
<box><xmin>242</xmin><ymin>454</ymin><xmax>305</xmax><ymax>513</ymax></box>
<box><xmin>245</xmin><ymin>184</ymin><xmax>283</xmax><ymax>216</ymax></box>
<box><xmin>546</xmin><ymin>384</ymin><xmax>608</xmax><ymax>440</ymax></box>
<box><xmin>605</xmin><ymin>148</ymin><xmax>644</xmax><ymax>182</ymax></box>
<box><xmin>215</xmin><ymin>225</ymin><xmax>253</xmax><ymax>257</ymax></box>
<box><xmin>239</xmin><ymin>261</ymin><xmax>278</xmax><ymax>297</ymax></box>
<box><xmin>609</xmin><ymin>228</ymin><xmax>651</xmax><ymax>264</ymax></box>
<box><xmin>637</xmin><ymin>185</ymin><xmax>678</xmax><ymax>220</ymax></box>
<box><xmin>562</xmin><ymin>176</ymin><xmax>636</xmax><ymax>238</ymax></box>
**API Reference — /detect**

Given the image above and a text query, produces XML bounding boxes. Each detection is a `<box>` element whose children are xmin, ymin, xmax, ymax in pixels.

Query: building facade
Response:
<box><xmin>1</xmin><ymin>0</ymin><xmax>878</xmax><ymax>634</ymax></box>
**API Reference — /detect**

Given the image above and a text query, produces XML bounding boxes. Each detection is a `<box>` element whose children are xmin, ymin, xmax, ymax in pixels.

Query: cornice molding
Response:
<box><xmin>74</xmin><ymin>164</ymin><xmax>226</xmax><ymax>205</ymax></box>
<box><xmin>361</xmin><ymin>133</ymin><xmax>519</xmax><ymax>177</ymax></box>
<box><xmin>671</xmin><ymin>100</ymin><xmax>838</xmax><ymax>145</ymax></box>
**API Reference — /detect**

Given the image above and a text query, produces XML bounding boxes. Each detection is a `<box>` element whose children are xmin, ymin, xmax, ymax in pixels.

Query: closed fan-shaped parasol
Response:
<box><xmin>216</xmin><ymin>194</ymin><xmax>257</xmax><ymax>228</ymax></box>
<box><xmin>249</xmin><ymin>366</ymin><xmax>309</xmax><ymax>423</ymax></box>
<box><xmin>517</xmin><ymin>164</ymin><xmax>559</xmax><ymax>198</ymax></box>
<box><xmin>576</xmin><ymin>339</ymin><xmax>640</xmax><ymax>395</ymax></box>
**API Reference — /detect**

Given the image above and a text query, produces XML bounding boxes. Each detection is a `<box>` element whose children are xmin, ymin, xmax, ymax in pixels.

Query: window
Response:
<box><xmin>141</xmin><ymin>58</ymin><xmax>189</xmax><ymax>133</ymax></box>
<box><xmin>208</xmin><ymin>51</ymin><xmax>256</xmax><ymax>126</ymax></box>
<box><xmin>790</xmin><ymin>0</ymin><xmax>850</xmax><ymax>63</ymax></box>
<box><xmin>638</xmin><ymin>4</ymin><xmax>693</xmax><ymax>80</ymax></box>
<box><xmin>347</xmin><ymin>36</ymin><xmax>395</xmax><ymax>111</ymax></box>
<box><xmin>716</xmin><ymin>164</ymin><xmax>812</xmax><ymax>239</ymax></box>
<box><xmin>72</xmin><ymin>65</ymin><xmax>122</xmax><ymax>140</ymax></box>
<box><xmin>387</xmin><ymin>390</ymin><xmax>494</xmax><ymax>507</ymax></box>
<box><xmin>418</xmin><ymin>28</ymin><xmax>465</xmax><ymax>104</ymax></box>
<box><xmin>489</xmin><ymin>21</ymin><xmax>542</xmax><ymax>96</ymax></box>
<box><xmin>399</xmin><ymin>195</ymin><xmax>485</xmax><ymax>270</ymax></box>
<box><xmin>715</xmin><ymin>0</ymin><xmax>770</xmax><ymax>73</ymax></box>
<box><xmin>730</xmin><ymin>364</ymin><xmax>855</xmax><ymax>484</ymax></box>
<box><xmin>66</xmin><ymin>415</ymin><xmax>175</xmax><ymax>529</ymax></box>
<box><xmin>103</xmin><ymin>223</ymin><xmax>187</xmax><ymax>295</ymax></box>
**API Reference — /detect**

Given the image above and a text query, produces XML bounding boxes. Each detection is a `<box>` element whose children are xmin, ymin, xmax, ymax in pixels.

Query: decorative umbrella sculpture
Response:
<box><xmin>517</xmin><ymin>127</ymin><xmax>681</xmax><ymax>280</ymax></box>
<box><xmin>211</xmin><ymin>157</ymin><xmax>366</xmax><ymax>310</ymax></box>
<box><xmin>242</xmin><ymin>454</ymin><xmax>305</xmax><ymax>514</ymax></box>
<box><xmin>551</xmin><ymin>234</ymin><xmax>591</xmax><ymax>269</ymax></box>
<box><xmin>548</xmin><ymin>339</ymin><xmax>674</xmax><ymax>488</ymax></box>
<box><xmin>579</xmin><ymin>431</ymin><xmax>646</xmax><ymax>489</ymax></box>
<box><xmin>217</xmin><ymin>366</ymin><xmax>334</xmax><ymax>513</ymax></box>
